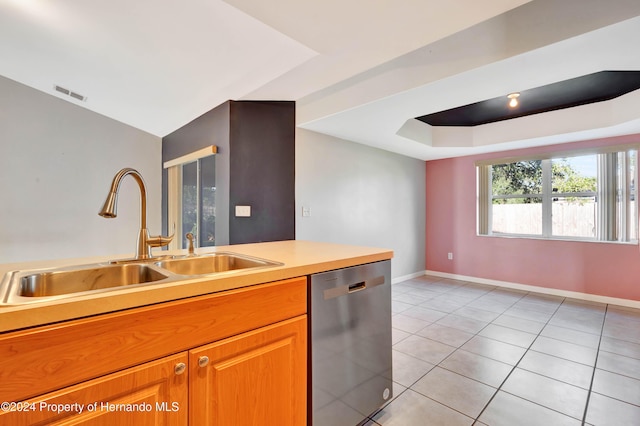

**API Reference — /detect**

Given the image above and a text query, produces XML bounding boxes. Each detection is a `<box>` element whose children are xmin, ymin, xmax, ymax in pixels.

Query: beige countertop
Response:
<box><xmin>0</xmin><ymin>240</ymin><xmax>392</xmax><ymax>333</ymax></box>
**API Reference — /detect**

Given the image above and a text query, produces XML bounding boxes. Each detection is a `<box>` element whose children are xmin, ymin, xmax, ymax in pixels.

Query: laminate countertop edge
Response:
<box><xmin>0</xmin><ymin>240</ymin><xmax>393</xmax><ymax>333</ymax></box>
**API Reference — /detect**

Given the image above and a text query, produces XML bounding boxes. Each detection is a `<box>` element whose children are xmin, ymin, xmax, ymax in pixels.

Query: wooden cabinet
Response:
<box><xmin>0</xmin><ymin>353</ymin><xmax>189</xmax><ymax>426</ymax></box>
<box><xmin>0</xmin><ymin>277</ymin><xmax>307</xmax><ymax>425</ymax></box>
<box><xmin>190</xmin><ymin>316</ymin><xmax>306</xmax><ymax>426</ymax></box>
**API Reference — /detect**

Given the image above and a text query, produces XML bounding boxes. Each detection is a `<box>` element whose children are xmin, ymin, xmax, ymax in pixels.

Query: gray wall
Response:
<box><xmin>0</xmin><ymin>76</ymin><xmax>162</xmax><ymax>263</ymax></box>
<box><xmin>296</xmin><ymin>129</ymin><xmax>426</xmax><ymax>279</ymax></box>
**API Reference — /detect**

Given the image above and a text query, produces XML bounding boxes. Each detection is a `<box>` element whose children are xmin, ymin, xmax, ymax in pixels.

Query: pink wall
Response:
<box><xmin>426</xmin><ymin>135</ymin><xmax>640</xmax><ymax>301</ymax></box>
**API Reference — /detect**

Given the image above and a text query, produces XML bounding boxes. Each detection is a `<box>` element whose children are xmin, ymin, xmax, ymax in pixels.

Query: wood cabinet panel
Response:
<box><xmin>0</xmin><ymin>277</ymin><xmax>306</xmax><ymax>402</ymax></box>
<box><xmin>0</xmin><ymin>352</ymin><xmax>188</xmax><ymax>426</ymax></box>
<box><xmin>190</xmin><ymin>316</ymin><xmax>307</xmax><ymax>426</ymax></box>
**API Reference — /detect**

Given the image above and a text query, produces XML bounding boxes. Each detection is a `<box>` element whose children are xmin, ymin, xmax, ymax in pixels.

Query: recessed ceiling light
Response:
<box><xmin>507</xmin><ymin>92</ymin><xmax>520</xmax><ymax>108</ymax></box>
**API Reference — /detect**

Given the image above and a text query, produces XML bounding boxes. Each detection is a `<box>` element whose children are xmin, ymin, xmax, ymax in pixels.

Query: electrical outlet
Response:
<box><xmin>302</xmin><ymin>206</ymin><xmax>311</xmax><ymax>217</ymax></box>
<box><xmin>447</xmin><ymin>252</ymin><xmax>453</xmax><ymax>260</ymax></box>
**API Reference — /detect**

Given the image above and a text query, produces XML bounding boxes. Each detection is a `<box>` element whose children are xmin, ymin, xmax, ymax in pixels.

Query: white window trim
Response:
<box><xmin>166</xmin><ymin>146</ymin><xmax>217</xmax><ymax>250</ymax></box>
<box><xmin>478</xmin><ymin>148</ymin><xmax>639</xmax><ymax>244</ymax></box>
<box><xmin>163</xmin><ymin>145</ymin><xmax>217</xmax><ymax>169</ymax></box>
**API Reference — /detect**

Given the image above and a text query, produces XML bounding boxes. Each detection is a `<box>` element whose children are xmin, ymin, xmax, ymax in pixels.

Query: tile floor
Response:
<box><xmin>364</xmin><ymin>275</ymin><xmax>640</xmax><ymax>425</ymax></box>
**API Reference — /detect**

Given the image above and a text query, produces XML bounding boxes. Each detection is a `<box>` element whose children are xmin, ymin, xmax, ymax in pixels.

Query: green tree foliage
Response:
<box><xmin>492</xmin><ymin>158</ymin><xmax>596</xmax><ymax>204</ymax></box>
<box><xmin>492</xmin><ymin>160</ymin><xmax>542</xmax><ymax>204</ymax></box>
<box><xmin>551</xmin><ymin>160</ymin><xmax>596</xmax><ymax>194</ymax></box>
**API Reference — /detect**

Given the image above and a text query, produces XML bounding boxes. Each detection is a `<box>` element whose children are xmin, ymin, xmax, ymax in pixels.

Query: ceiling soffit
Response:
<box><xmin>415</xmin><ymin>71</ymin><xmax>640</xmax><ymax>127</ymax></box>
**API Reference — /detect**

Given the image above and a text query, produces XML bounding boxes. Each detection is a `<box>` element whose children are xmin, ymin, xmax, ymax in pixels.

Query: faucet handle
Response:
<box><xmin>185</xmin><ymin>233</ymin><xmax>195</xmax><ymax>255</ymax></box>
<box><xmin>147</xmin><ymin>232</ymin><xmax>174</xmax><ymax>248</ymax></box>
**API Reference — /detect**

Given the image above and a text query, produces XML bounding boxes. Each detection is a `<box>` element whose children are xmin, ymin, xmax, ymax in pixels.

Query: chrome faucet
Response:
<box><xmin>99</xmin><ymin>168</ymin><xmax>173</xmax><ymax>260</ymax></box>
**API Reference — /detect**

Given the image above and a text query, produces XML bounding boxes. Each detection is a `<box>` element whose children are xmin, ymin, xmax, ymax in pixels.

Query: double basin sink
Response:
<box><xmin>0</xmin><ymin>252</ymin><xmax>283</xmax><ymax>305</ymax></box>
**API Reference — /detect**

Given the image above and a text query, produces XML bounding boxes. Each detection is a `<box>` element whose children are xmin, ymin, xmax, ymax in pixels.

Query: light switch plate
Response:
<box><xmin>235</xmin><ymin>205</ymin><xmax>251</xmax><ymax>217</ymax></box>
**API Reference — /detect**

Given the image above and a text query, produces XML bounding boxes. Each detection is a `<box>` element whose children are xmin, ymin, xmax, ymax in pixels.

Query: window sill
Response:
<box><xmin>477</xmin><ymin>233</ymin><xmax>638</xmax><ymax>246</ymax></box>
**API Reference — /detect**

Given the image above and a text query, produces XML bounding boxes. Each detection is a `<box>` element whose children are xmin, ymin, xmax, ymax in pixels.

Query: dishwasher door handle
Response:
<box><xmin>348</xmin><ymin>281</ymin><xmax>366</xmax><ymax>293</ymax></box>
<box><xmin>323</xmin><ymin>275</ymin><xmax>386</xmax><ymax>300</ymax></box>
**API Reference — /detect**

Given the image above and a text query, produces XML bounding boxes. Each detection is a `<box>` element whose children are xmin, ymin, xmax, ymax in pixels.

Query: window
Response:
<box><xmin>477</xmin><ymin>147</ymin><xmax>638</xmax><ymax>243</ymax></box>
<box><xmin>180</xmin><ymin>156</ymin><xmax>216</xmax><ymax>248</ymax></box>
<box><xmin>165</xmin><ymin>146</ymin><xmax>217</xmax><ymax>250</ymax></box>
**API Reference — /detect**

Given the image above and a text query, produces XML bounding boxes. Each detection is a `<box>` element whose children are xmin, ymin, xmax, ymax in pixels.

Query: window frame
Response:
<box><xmin>164</xmin><ymin>146</ymin><xmax>217</xmax><ymax>250</ymax></box>
<box><xmin>476</xmin><ymin>144</ymin><xmax>639</xmax><ymax>244</ymax></box>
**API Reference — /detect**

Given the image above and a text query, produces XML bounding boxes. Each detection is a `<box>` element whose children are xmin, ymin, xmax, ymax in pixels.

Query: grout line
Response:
<box><xmin>472</xmin><ymin>291</ymin><xmax>566</xmax><ymax>423</ymax></box>
<box><xmin>389</xmin><ymin>276</ymin><xmax>631</xmax><ymax>426</ymax></box>
<box><xmin>403</xmin><ymin>277</ymin><xmax>543</xmax><ymax>422</ymax></box>
<box><xmin>581</xmin><ymin>304</ymin><xmax>608</xmax><ymax>425</ymax></box>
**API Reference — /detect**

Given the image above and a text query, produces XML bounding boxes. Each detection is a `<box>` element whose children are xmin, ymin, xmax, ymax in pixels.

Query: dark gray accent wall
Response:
<box><xmin>162</xmin><ymin>100</ymin><xmax>295</xmax><ymax>246</ymax></box>
<box><xmin>162</xmin><ymin>102</ymin><xmax>231</xmax><ymax>244</ymax></box>
<box><xmin>229</xmin><ymin>101</ymin><xmax>296</xmax><ymax>244</ymax></box>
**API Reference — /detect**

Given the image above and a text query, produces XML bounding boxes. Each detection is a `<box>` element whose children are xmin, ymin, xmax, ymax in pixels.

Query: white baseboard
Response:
<box><xmin>392</xmin><ymin>270</ymin><xmax>427</xmax><ymax>285</ymax></box>
<box><xmin>424</xmin><ymin>270</ymin><xmax>640</xmax><ymax>310</ymax></box>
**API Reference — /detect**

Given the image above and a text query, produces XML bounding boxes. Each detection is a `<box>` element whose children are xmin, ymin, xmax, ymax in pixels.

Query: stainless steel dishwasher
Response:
<box><xmin>309</xmin><ymin>260</ymin><xmax>392</xmax><ymax>426</ymax></box>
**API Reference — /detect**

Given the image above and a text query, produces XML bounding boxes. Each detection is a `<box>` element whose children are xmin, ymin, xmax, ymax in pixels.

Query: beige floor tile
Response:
<box><xmin>384</xmin><ymin>277</ymin><xmax>640</xmax><ymax>426</ymax></box>
<box><xmin>503</xmin><ymin>306</ymin><xmax>553</xmax><ymax>322</ymax></box>
<box><xmin>540</xmin><ymin>324</ymin><xmax>601</xmax><ymax>349</ymax></box>
<box><xmin>478</xmin><ymin>324</ymin><xmax>537</xmax><ymax>348</ymax></box>
<box><xmin>517</xmin><ymin>350</ymin><xmax>593</xmax><ymax>389</ymax></box>
<box><xmin>402</xmin><ymin>306</ymin><xmax>448</xmax><ymax>323</ymax></box>
<box><xmin>412</xmin><ymin>367</ymin><xmax>497</xmax><ymax>418</ymax></box>
<box><xmin>478</xmin><ymin>391</ymin><xmax>581</xmax><ymax>426</ymax></box>
<box><xmin>599</xmin><ymin>336</ymin><xmax>640</xmax><ymax>360</ymax></box>
<box><xmin>454</xmin><ymin>306</ymin><xmax>501</xmax><ymax>322</ymax></box>
<box><xmin>417</xmin><ymin>323</ymin><xmax>475</xmax><ymax>348</ymax></box>
<box><xmin>513</xmin><ymin>299</ymin><xmax>560</xmax><ymax>315</ymax></box>
<box><xmin>585</xmin><ymin>392</ymin><xmax>640</xmax><ymax>426</ymax></box>
<box><xmin>436</xmin><ymin>314</ymin><xmax>489</xmax><ymax>334</ymax></box>
<box><xmin>391</xmin><ymin>327</ymin><xmax>410</xmax><ymax>345</ymax></box>
<box><xmin>530</xmin><ymin>336</ymin><xmax>597</xmax><ymax>366</ymax></box>
<box><xmin>460</xmin><ymin>335</ymin><xmax>527</xmax><ymax>365</ymax></box>
<box><xmin>392</xmin><ymin>291</ymin><xmax>432</xmax><ymax>305</ymax></box>
<box><xmin>439</xmin><ymin>349</ymin><xmax>513</xmax><ymax>388</ymax></box>
<box><xmin>419</xmin><ymin>297</ymin><xmax>467</xmax><ymax>313</ymax></box>
<box><xmin>372</xmin><ymin>389</ymin><xmax>474</xmax><ymax>426</ymax></box>
<box><xmin>596</xmin><ymin>351</ymin><xmax>640</xmax><ymax>381</ymax></box>
<box><xmin>547</xmin><ymin>313</ymin><xmax>604</xmax><ymax>335</ymax></box>
<box><xmin>592</xmin><ymin>368</ymin><xmax>640</xmax><ymax>405</ymax></box>
<box><xmin>501</xmin><ymin>368</ymin><xmax>588</xmax><ymax>420</ymax></box>
<box><xmin>389</xmin><ymin>349</ymin><xmax>434</xmax><ymax>387</ymax></box>
<box><xmin>393</xmin><ymin>334</ymin><xmax>456</xmax><ymax>365</ymax></box>
<box><xmin>465</xmin><ymin>298</ymin><xmax>515</xmax><ymax>314</ymax></box>
<box><xmin>602</xmin><ymin>321</ymin><xmax>640</xmax><ymax>344</ymax></box>
<box><xmin>391</xmin><ymin>300</ymin><xmax>413</xmax><ymax>313</ymax></box>
<box><xmin>492</xmin><ymin>314</ymin><xmax>545</xmax><ymax>334</ymax></box>
<box><xmin>392</xmin><ymin>313</ymin><xmax>430</xmax><ymax>334</ymax></box>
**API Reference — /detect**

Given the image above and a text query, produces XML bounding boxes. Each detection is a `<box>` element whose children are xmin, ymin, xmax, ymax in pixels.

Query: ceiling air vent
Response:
<box><xmin>54</xmin><ymin>85</ymin><xmax>86</xmax><ymax>102</ymax></box>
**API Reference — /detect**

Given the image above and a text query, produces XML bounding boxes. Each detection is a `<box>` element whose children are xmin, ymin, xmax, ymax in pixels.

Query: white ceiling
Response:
<box><xmin>1</xmin><ymin>0</ymin><xmax>639</xmax><ymax>160</ymax></box>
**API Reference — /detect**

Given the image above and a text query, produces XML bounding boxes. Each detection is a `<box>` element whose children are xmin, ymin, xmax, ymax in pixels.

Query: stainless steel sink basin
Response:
<box><xmin>1</xmin><ymin>263</ymin><xmax>171</xmax><ymax>304</ymax></box>
<box><xmin>19</xmin><ymin>264</ymin><xmax>169</xmax><ymax>297</ymax></box>
<box><xmin>0</xmin><ymin>251</ymin><xmax>282</xmax><ymax>305</ymax></box>
<box><xmin>155</xmin><ymin>252</ymin><xmax>283</xmax><ymax>275</ymax></box>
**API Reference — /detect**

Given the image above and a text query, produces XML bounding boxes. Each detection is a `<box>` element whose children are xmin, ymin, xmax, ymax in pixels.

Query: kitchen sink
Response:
<box><xmin>18</xmin><ymin>264</ymin><xmax>169</xmax><ymax>297</ymax></box>
<box><xmin>155</xmin><ymin>252</ymin><xmax>283</xmax><ymax>275</ymax></box>
<box><xmin>1</xmin><ymin>263</ymin><xmax>171</xmax><ymax>304</ymax></box>
<box><xmin>0</xmin><ymin>251</ymin><xmax>281</xmax><ymax>305</ymax></box>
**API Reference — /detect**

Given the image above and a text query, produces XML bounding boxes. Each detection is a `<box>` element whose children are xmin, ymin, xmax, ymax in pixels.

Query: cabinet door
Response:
<box><xmin>0</xmin><ymin>353</ymin><xmax>188</xmax><ymax>426</ymax></box>
<box><xmin>190</xmin><ymin>315</ymin><xmax>307</xmax><ymax>426</ymax></box>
